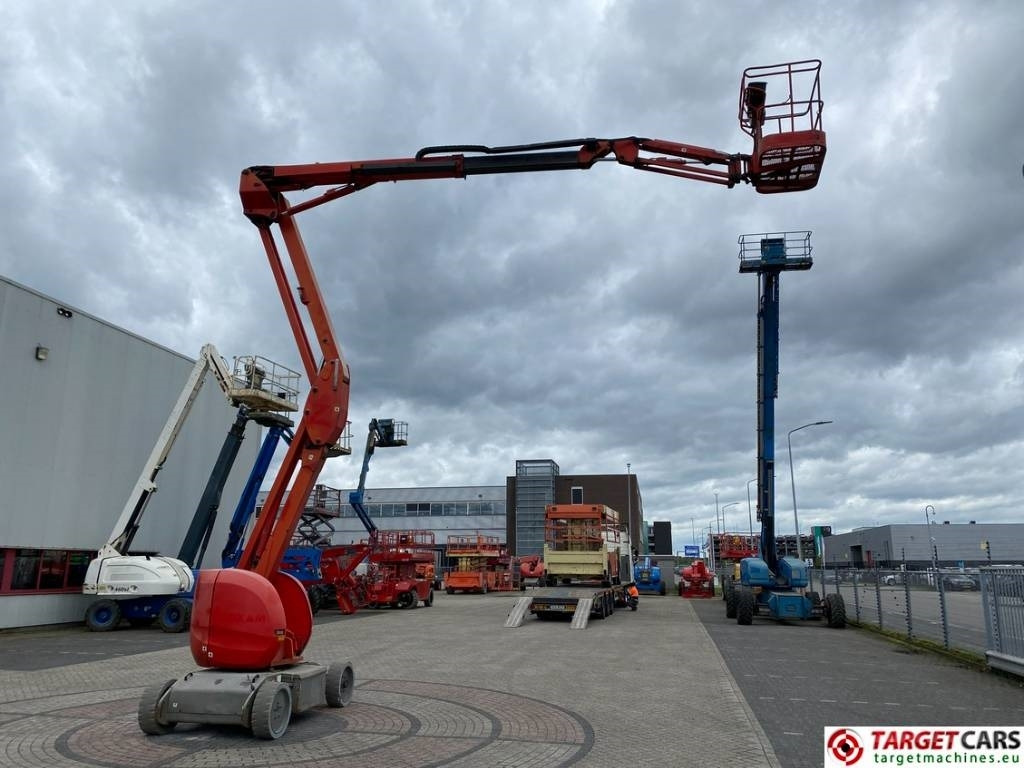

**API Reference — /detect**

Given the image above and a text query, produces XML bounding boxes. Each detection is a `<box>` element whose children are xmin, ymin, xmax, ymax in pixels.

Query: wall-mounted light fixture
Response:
<box><xmin>56</xmin><ymin>307</ymin><xmax>73</xmax><ymax>318</ymax></box>
<box><xmin>35</xmin><ymin>345</ymin><xmax>49</xmax><ymax>361</ymax></box>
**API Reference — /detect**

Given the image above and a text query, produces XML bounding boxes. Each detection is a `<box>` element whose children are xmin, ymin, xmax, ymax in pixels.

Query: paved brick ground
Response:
<box><xmin>0</xmin><ymin>591</ymin><xmax>776</xmax><ymax>767</ymax></box>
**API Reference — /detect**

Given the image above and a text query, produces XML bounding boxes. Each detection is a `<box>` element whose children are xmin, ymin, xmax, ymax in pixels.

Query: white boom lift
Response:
<box><xmin>82</xmin><ymin>344</ymin><xmax>299</xmax><ymax>632</ymax></box>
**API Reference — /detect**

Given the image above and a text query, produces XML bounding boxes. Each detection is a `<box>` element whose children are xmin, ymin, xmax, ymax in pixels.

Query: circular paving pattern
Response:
<box><xmin>5</xmin><ymin>679</ymin><xmax>593</xmax><ymax>767</ymax></box>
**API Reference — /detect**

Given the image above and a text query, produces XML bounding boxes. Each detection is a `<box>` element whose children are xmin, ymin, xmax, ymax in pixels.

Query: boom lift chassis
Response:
<box><xmin>141</xmin><ymin>60</ymin><xmax>827</xmax><ymax>739</ymax></box>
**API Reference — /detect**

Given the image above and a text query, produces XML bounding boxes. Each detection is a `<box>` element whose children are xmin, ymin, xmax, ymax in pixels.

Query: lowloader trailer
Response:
<box><xmin>505</xmin><ymin>582</ymin><xmax>631</xmax><ymax>630</ymax></box>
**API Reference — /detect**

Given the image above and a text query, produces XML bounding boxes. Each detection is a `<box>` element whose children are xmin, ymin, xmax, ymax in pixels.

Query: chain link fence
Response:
<box><xmin>809</xmin><ymin>566</ymin><xmax>1024</xmax><ymax>673</ymax></box>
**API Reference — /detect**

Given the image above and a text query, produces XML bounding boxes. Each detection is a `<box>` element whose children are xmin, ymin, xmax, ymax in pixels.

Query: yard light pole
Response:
<box><xmin>746</xmin><ymin>478</ymin><xmax>756</xmax><ymax>544</ymax></box>
<box><xmin>787</xmin><ymin>420</ymin><xmax>832</xmax><ymax>561</ymax></box>
<box><xmin>626</xmin><ymin>462</ymin><xmax>631</xmax><ymax>528</ymax></box>
<box><xmin>714</xmin><ymin>490</ymin><xmax>720</xmax><ymax>534</ymax></box>
<box><xmin>925</xmin><ymin>504</ymin><xmax>937</xmax><ymax>570</ymax></box>
<box><xmin>707</xmin><ymin>522</ymin><xmax>716</xmax><ymax>570</ymax></box>
<box><xmin>721</xmin><ymin>502</ymin><xmax>739</xmax><ymax>533</ymax></box>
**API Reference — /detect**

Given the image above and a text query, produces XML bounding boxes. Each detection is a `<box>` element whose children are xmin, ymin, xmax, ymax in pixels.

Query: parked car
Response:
<box><xmin>942</xmin><ymin>574</ymin><xmax>977</xmax><ymax>591</ymax></box>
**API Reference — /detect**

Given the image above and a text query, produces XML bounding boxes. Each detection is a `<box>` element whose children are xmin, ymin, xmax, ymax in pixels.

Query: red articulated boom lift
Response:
<box><xmin>678</xmin><ymin>560</ymin><xmax>717</xmax><ymax>599</ymax></box>
<box><xmin>139</xmin><ymin>60</ymin><xmax>826</xmax><ymax>740</ymax></box>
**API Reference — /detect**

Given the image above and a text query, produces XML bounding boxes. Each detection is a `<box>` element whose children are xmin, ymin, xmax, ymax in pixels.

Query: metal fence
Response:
<box><xmin>809</xmin><ymin>566</ymin><xmax>1024</xmax><ymax>674</ymax></box>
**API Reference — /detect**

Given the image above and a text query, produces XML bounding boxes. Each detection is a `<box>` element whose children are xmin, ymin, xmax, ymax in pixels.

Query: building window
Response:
<box><xmin>571</xmin><ymin>486</ymin><xmax>583</xmax><ymax>504</ymax></box>
<box><xmin>11</xmin><ymin>549</ymin><xmax>40</xmax><ymax>590</ymax></box>
<box><xmin>0</xmin><ymin>548</ymin><xmax>96</xmax><ymax>594</ymax></box>
<box><xmin>39</xmin><ymin>550</ymin><xmax>67</xmax><ymax>589</ymax></box>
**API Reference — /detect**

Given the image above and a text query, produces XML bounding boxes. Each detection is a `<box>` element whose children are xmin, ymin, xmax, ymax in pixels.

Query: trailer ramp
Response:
<box><xmin>570</xmin><ymin>598</ymin><xmax>593</xmax><ymax>629</ymax></box>
<box><xmin>505</xmin><ymin>596</ymin><xmax>532</xmax><ymax>628</ymax></box>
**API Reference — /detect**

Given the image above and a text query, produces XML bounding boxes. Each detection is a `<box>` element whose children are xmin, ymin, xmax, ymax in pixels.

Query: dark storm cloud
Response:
<box><xmin>2</xmin><ymin>0</ymin><xmax>1023</xmax><ymax>552</ymax></box>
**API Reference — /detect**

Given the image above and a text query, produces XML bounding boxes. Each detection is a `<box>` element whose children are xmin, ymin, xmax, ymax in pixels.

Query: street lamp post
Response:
<box><xmin>787</xmin><ymin>420</ymin><xmax>833</xmax><ymax>561</ymax></box>
<box><xmin>714</xmin><ymin>490</ymin><xmax>720</xmax><ymax>535</ymax></box>
<box><xmin>708</xmin><ymin>522</ymin><xmax>716</xmax><ymax>571</ymax></box>
<box><xmin>690</xmin><ymin>517</ymin><xmax>696</xmax><ymax>547</ymax></box>
<box><xmin>924</xmin><ymin>504</ymin><xmax>937</xmax><ymax>570</ymax></box>
<box><xmin>721</xmin><ymin>502</ymin><xmax>739</xmax><ymax>533</ymax></box>
<box><xmin>746</xmin><ymin>478</ymin><xmax>756</xmax><ymax>545</ymax></box>
<box><xmin>626</xmin><ymin>463</ymin><xmax>632</xmax><ymax>550</ymax></box>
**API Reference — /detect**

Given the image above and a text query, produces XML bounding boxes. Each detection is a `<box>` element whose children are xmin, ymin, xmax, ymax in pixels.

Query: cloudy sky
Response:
<box><xmin>3</xmin><ymin>1</ymin><xmax>1023</xmax><ymax>553</ymax></box>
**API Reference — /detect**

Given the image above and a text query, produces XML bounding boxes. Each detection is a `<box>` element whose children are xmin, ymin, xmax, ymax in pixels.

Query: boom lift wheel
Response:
<box><xmin>85</xmin><ymin>600</ymin><xmax>122</xmax><ymax>632</ymax></box>
<box><xmin>250</xmin><ymin>681</ymin><xmax>292</xmax><ymax>740</ymax></box>
<box><xmin>824</xmin><ymin>593</ymin><xmax>847</xmax><ymax>629</ymax></box>
<box><xmin>306</xmin><ymin>586</ymin><xmax>322</xmax><ymax>615</ymax></box>
<box><xmin>736</xmin><ymin>587</ymin><xmax>755</xmax><ymax>626</ymax></box>
<box><xmin>138</xmin><ymin>679</ymin><xmax>177</xmax><ymax>735</ymax></box>
<box><xmin>725</xmin><ymin>586</ymin><xmax>738</xmax><ymax>619</ymax></box>
<box><xmin>424</xmin><ymin>589</ymin><xmax>434</xmax><ymax>607</ymax></box>
<box><xmin>325</xmin><ymin>662</ymin><xmax>355</xmax><ymax>707</ymax></box>
<box><xmin>158</xmin><ymin>598</ymin><xmax>191</xmax><ymax>633</ymax></box>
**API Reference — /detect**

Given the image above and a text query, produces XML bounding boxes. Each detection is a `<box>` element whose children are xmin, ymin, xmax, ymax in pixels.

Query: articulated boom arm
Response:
<box><xmin>233</xmin><ymin>214</ymin><xmax>351</xmax><ymax>580</ymax></box>
<box><xmin>239</xmin><ymin>136</ymin><xmax>748</xmax><ymax>224</ymax></box>
<box><xmin>103</xmin><ymin>343</ymin><xmax>237</xmax><ymax>558</ymax></box>
<box><xmin>349</xmin><ymin>419</ymin><xmax>408</xmax><ymax>538</ymax></box>
<box><xmin>233</xmin><ymin>58</ymin><xmax>825</xmax><ymax>590</ymax></box>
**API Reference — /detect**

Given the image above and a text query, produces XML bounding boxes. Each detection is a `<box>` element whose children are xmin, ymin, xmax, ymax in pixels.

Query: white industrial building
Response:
<box><xmin>1</xmin><ymin>275</ymin><xmax>654</xmax><ymax>630</ymax></box>
<box><xmin>0</xmin><ymin>275</ymin><xmax>260</xmax><ymax>628</ymax></box>
<box><xmin>823</xmin><ymin>523</ymin><xmax>1024</xmax><ymax>569</ymax></box>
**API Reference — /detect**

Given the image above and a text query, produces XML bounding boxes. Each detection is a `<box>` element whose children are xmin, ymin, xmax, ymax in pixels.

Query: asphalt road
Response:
<box><xmin>692</xmin><ymin>598</ymin><xmax>1024</xmax><ymax>768</ymax></box>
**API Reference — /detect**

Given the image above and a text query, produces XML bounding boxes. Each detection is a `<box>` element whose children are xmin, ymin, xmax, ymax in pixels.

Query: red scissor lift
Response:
<box><xmin>362</xmin><ymin>530</ymin><xmax>436</xmax><ymax>609</ymax></box>
<box><xmin>444</xmin><ymin>534</ymin><xmax>520</xmax><ymax>594</ymax></box>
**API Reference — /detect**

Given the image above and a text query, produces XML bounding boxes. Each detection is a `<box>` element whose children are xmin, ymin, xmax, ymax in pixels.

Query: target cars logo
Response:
<box><xmin>825</xmin><ymin>727</ymin><xmax>1023</xmax><ymax>766</ymax></box>
<box><xmin>826</xmin><ymin>728</ymin><xmax>865</xmax><ymax>765</ymax></box>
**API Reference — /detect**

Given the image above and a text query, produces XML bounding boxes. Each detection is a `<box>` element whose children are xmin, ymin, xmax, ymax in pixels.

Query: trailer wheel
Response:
<box><xmin>325</xmin><ymin>662</ymin><xmax>354</xmax><ymax>707</ymax></box>
<box><xmin>824</xmin><ymin>593</ymin><xmax>847</xmax><ymax>629</ymax></box>
<box><xmin>424</xmin><ymin>589</ymin><xmax>434</xmax><ymax>607</ymax></box>
<box><xmin>251</xmin><ymin>681</ymin><xmax>292</xmax><ymax>740</ymax></box>
<box><xmin>157</xmin><ymin>599</ymin><xmax>191</xmax><ymax>633</ymax></box>
<box><xmin>659</xmin><ymin>582</ymin><xmax>667</xmax><ymax>596</ymax></box>
<box><xmin>446</xmin><ymin>586</ymin><xmax>455</xmax><ymax>595</ymax></box>
<box><xmin>138</xmin><ymin>678</ymin><xmax>177</xmax><ymax>735</ymax></box>
<box><xmin>736</xmin><ymin>587</ymin><xmax>754</xmax><ymax>626</ymax></box>
<box><xmin>725</xmin><ymin>587</ymin><xmax>738</xmax><ymax>619</ymax></box>
<box><xmin>85</xmin><ymin>600</ymin><xmax>122</xmax><ymax>632</ymax></box>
